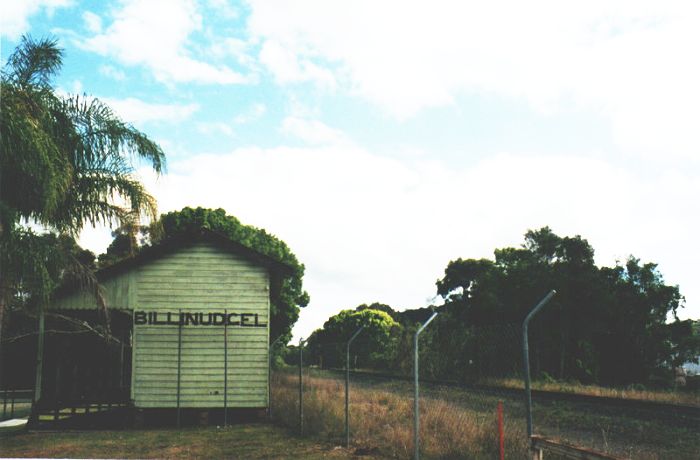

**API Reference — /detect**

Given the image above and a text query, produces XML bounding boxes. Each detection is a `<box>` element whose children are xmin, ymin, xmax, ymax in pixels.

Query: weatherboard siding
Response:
<box><xmin>49</xmin><ymin>270</ymin><xmax>134</xmax><ymax>310</ymax></box>
<box><xmin>48</xmin><ymin>242</ymin><xmax>273</xmax><ymax>409</ymax></box>
<box><xmin>132</xmin><ymin>243</ymin><xmax>270</xmax><ymax>408</ymax></box>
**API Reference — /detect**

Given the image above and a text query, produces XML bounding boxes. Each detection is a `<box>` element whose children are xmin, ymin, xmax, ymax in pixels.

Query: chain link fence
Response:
<box><xmin>269</xmin><ymin>310</ymin><xmax>699</xmax><ymax>459</ymax></box>
<box><xmin>271</xmin><ymin>322</ymin><xmax>530</xmax><ymax>459</ymax></box>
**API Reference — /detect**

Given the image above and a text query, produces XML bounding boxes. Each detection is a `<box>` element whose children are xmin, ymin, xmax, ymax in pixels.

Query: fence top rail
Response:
<box><xmin>531</xmin><ymin>435</ymin><xmax>628</xmax><ymax>460</ymax></box>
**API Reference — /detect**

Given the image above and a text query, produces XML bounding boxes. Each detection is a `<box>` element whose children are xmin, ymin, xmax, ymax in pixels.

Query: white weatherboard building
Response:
<box><xmin>35</xmin><ymin>230</ymin><xmax>293</xmax><ymax>422</ymax></box>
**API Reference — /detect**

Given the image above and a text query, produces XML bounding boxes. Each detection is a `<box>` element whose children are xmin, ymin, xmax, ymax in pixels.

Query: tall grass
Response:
<box><xmin>481</xmin><ymin>377</ymin><xmax>700</xmax><ymax>406</ymax></box>
<box><xmin>271</xmin><ymin>372</ymin><xmax>528</xmax><ymax>459</ymax></box>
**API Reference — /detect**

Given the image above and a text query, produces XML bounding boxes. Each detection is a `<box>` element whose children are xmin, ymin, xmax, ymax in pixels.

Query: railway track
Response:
<box><xmin>321</xmin><ymin>368</ymin><xmax>700</xmax><ymax>425</ymax></box>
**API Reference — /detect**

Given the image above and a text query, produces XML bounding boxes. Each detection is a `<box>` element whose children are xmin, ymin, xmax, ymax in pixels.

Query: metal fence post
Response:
<box><xmin>414</xmin><ymin>312</ymin><xmax>438</xmax><ymax>460</ymax></box>
<box><xmin>30</xmin><ymin>307</ymin><xmax>45</xmax><ymax>425</ymax></box>
<box><xmin>345</xmin><ymin>326</ymin><xmax>364</xmax><ymax>448</ymax></box>
<box><xmin>299</xmin><ymin>338</ymin><xmax>305</xmax><ymax>436</ymax></box>
<box><xmin>268</xmin><ymin>336</ymin><xmax>283</xmax><ymax>418</ymax></box>
<box><xmin>34</xmin><ymin>308</ymin><xmax>45</xmax><ymax>403</ymax></box>
<box><xmin>176</xmin><ymin>309</ymin><xmax>183</xmax><ymax>428</ymax></box>
<box><xmin>522</xmin><ymin>290</ymin><xmax>556</xmax><ymax>441</ymax></box>
<box><xmin>224</xmin><ymin>309</ymin><xmax>228</xmax><ymax>427</ymax></box>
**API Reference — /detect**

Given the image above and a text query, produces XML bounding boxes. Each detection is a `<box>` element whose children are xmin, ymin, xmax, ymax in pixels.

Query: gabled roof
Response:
<box><xmin>97</xmin><ymin>228</ymin><xmax>295</xmax><ymax>280</ymax></box>
<box><xmin>54</xmin><ymin>228</ymin><xmax>295</xmax><ymax>301</ymax></box>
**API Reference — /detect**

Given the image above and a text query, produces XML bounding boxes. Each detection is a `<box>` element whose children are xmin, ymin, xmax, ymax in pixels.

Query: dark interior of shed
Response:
<box><xmin>38</xmin><ymin>309</ymin><xmax>133</xmax><ymax>408</ymax></box>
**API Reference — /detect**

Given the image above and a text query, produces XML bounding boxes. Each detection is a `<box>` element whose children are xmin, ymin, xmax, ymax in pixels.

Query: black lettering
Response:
<box><xmin>240</xmin><ymin>313</ymin><xmax>251</xmax><ymax>326</ymax></box>
<box><xmin>134</xmin><ymin>311</ymin><xmax>147</xmax><ymax>325</ymax></box>
<box><xmin>155</xmin><ymin>312</ymin><xmax>169</xmax><ymax>325</ymax></box>
<box><xmin>254</xmin><ymin>313</ymin><xmax>267</xmax><ymax>327</ymax></box>
<box><xmin>185</xmin><ymin>312</ymin><xmax>198</xmax><ymax>325</ymax></box>
<box><xmin>212</xmin><ymin>313</ymin><xmax>225</xmax><ymax>325</ymax></box>
<box><xmin>200</xmin><ymin>312</ymin><xmax>212</xmax><ymax>325</ymax></box>
<box><xmin>134</xmin><ymin>310</ymin><xmax>270</xmax><ymax>326</ymax></box>
<box><xmin>166</xmin><ymin>312</ymin><xmax>179</xmax><ymax>325</ymax></box>
<box><xmin>226</xmin><ymin>313</ymin><xmax>240</xmax><ymax>326</ymax></box>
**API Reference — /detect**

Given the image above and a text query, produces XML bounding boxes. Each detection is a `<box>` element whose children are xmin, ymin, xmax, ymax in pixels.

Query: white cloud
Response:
<box><xmin>71</xmin><ymin>79</ymin><xmax>83</xmax><ymax>94</ymax></box>
<box><xmin>234</xmin><ymin>103</ymin><xmax>266</xmax><ymax>124</ymax></box>
<box><xmin>127</xmin><ymin>143</ymin><xmax>700</xmax><ymax>340</ymax></box>
<box><xmin>259</xmin><ymin>40</ymin><xmax>336</xmax><ymax>89</ymax></box>
<box><xmin>196</xmin><ymin>121</ymin><xmax>235</xmax><ymax>138</ymax></box>
<box><xmin>1</xmin><ymin>0</ymin><xmax>71</xmax><ymax>40</ymax></box>
<box><xmin>78</xmin><ymin>226</ymin><xmax>115</xmax><ymax>257</ymax></box>
<box><xmin>99</xmin><ymin>64</ymin><xmax>126</xmax><ymax>81</ymax></box>
<box><xmin>78</xmin><ymin>0</ymin><xmax>249</xmax><ymax>85</ymax></box>
<box><xmin>82</xmin><ymin>11</ymin><xmax>102</xmax><ymax>33</ymax></box>
<box><xmin>100</xmin><ymin>96</ymin><xmax>199</xmax><ymax>124</ymax></box>
<box><xmin>206</xmin><ymin>0</ymin><xmax>239</xmax><ymax>19</ymax></box>
<box><xmin>247</xmin><ymin>1</ymin><xmax>700</xmax><ymax>158</ymax></box>
<box><xmin>195</xmin><ymin>102</ymin><xmax>268</xmax><ymax>138</ymax></box>
<box><xmin>281</xmin><ymin>117</ymin><xmax>347</xmax><ymax>145</ymax></box>
<box><xmin>208</xmin><ymin>37</ymin><xmax>257</xmax><ymax>68</ymax></box>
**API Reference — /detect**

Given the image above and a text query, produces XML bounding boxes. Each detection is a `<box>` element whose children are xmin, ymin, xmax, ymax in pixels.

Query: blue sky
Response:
<box><xmin>3</xmin><ymin>0</ymin><xmax>699</xmax><ymax>339</ymax></box>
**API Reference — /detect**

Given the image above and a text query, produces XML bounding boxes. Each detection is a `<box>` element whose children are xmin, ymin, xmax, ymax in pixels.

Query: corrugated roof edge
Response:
<box><xmin>53</xmin><ymin>228</ymin><xmax>296</xmax><ymax>301</ymax></box>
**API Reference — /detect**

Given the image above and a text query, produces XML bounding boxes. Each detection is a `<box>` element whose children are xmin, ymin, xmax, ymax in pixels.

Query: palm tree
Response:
<box><xmin>0</xmin><ymin>36</ymin><xmax>166</xmax><ymax>344</ymax></box>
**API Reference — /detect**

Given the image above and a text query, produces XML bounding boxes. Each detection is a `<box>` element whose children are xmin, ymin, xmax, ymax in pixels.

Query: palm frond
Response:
<box><xmin>1</xmin><ymin>35</ymin><xmax>166</xmax><ymax>344</ymax></box>
<box><xmin>2</xmin><ymin>35</ymin><xmax>63</xmax><ymax>89</ymax></box>
<box><xmin>64</xmin><ymin>95</ymin><xmax>165</xmax><ymax>174</ymax></box>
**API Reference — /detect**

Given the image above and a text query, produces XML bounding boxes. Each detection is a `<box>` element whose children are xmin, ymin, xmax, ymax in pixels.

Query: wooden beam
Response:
<box><xmin>531</xmin><ymin>435</ymin><xmax>628</xmax><ymax>460</ymax></box>
<box><xmin>33</xmin><ymin>308</ymin><xmax>45</xmax><ymax>403</ymax></box>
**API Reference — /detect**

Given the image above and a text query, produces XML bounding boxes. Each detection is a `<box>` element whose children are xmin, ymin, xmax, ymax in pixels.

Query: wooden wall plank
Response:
<box><xmin>50</xmin><ymin>271</ymin><xmax>133</xmax><ymax>310</ymax></box>
<box><xmin>132</xmin><ymin>242</ymin><xmax>270</xmax><ymax>409</ymax></box>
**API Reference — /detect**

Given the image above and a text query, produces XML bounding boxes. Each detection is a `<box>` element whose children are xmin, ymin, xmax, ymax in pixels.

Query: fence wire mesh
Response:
<box><xmin>524</xmin><ymin>310</ymin><xmax>699</xmax><ymax>459</ymax></box>
<box><xmin>271</xmin><ymin>324</ymin><xmax>530</xmax><ymax>458</ymax></box>
<box><xmin>270</xmin><ymin>319</ymin><xmax>699</xmax><ymax>459</ymax></box>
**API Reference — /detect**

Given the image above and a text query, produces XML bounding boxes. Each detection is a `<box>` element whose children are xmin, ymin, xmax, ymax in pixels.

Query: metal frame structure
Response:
<box><xmin>414</xmin><ymin>312</ymin><xmax>438</xmax><ymax>460</ymax></box>
<box><xmin>522</xmin><ymin>290</ymin><xmax>556</xmax><ymax>440</ymax></box>
<box><xmin>345</xmin><ymin>326</ymin><xmax>364</xmax><ymax>447</ymax></box>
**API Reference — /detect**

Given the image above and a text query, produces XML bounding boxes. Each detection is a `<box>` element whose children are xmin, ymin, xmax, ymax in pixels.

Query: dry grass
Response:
<box><xmin>482</xmin><ymin>377</ymin><xmax>700</xmax><ymax>406</ymax></box>
<box><xmin>271</xmin><ymin>372</ymin><xmax>528</xmax><ymax>459</ymax></box>
<box><xmin>272</xmin><ymin>370</ymin><xmax>700</xmax><ymax>459</ymax></box>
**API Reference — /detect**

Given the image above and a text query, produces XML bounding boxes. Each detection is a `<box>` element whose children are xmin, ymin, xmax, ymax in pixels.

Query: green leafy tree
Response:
<box><xmin>97</xmin><ymin>213</ymin><xmax>146</xmax><ymax>268</ymax></box>
<box><xmin>355</xmin><ymin>302</ymin><xmax>399</xmax><ymax>321</ymax></box>
<box><xmin>430</xmin><ymin>227</ymin><xmax>696</xmax><ymax>386</ymax></box>
<box><xmin>0</xmin><ymin>36</ymin><xmax>165</xmax><ymax>343</ymax></box>
<box><xmin>597</xmin><ymin>258</ymin><xmax>687</xmax><ymax>384</ymax></box>
<box><xmin>306</xmin><ymin>307</ymin><xmax>400</xmax><ymax>369</ymax></box>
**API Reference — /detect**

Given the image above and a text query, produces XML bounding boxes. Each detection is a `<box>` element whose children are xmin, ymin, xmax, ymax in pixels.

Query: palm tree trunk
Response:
<box><xmin>0</xmin><ymin>285</ymin><xmax>8</xmax><ymax>388</ymax></box>
<box><xmin>0</xmin><ymin>284</ymin><xmax>8</xmax><ymax>350</ymax></box>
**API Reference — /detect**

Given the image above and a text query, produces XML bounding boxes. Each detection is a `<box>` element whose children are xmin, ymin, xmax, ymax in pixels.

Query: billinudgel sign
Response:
<box><xmin>134</xmin><ymin>311</ymin><xmax>267</xmax><ymax>327</ymax></box>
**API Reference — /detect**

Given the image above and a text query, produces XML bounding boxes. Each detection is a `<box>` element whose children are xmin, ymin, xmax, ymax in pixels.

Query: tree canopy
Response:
<box><xmin>305</xmin><ymin>306</ymin><xmax>400</xmax><ymax>369</ymax></box>
<box><xmin>428</xmin><ymin>227</ymin><xmax>696</xmax><ymax>385</ymax></box>
<box><xmin>304</xmin><ymin>227</ymin><xmax>698</xmax><ymax>388</ymax></box>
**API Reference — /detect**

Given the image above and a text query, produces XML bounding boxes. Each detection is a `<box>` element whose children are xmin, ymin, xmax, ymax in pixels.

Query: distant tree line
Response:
<box><xmin>302</xmin><ymin>227</ymin><xmax>700</xmax><ymax>388</ymax></box>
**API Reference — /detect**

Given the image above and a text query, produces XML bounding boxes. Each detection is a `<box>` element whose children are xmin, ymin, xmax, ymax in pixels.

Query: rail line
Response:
<box><xmin>320</xmin><ymin>368</ymin><xmax>700</xmax><ymax>424</ymax></box>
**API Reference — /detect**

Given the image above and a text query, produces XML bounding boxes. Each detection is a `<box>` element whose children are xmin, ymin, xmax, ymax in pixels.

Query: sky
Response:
<box><xmin>2</xmin><ymin>0</ymin><xmax>699</xmax><ymax>339</ymax></box>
